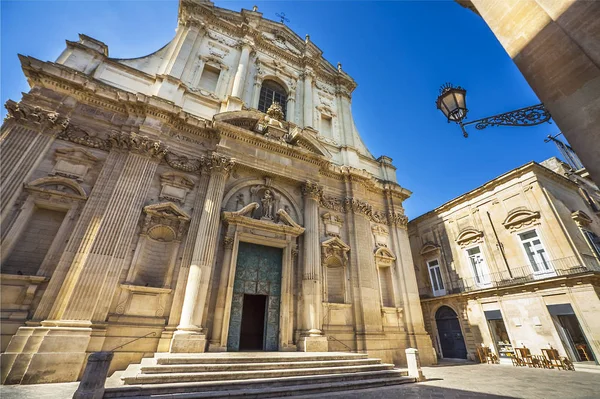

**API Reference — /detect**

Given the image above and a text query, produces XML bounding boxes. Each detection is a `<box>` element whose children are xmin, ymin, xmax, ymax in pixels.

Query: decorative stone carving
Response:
<box><xmin>502</xmin><ymin>208</ymin><xmax>541</xmax><ymax>232</ymax></box>
<box><xmin>302</xmin><ymin>181</ymin><xmax>323</xmax><ymax>200</ymax></box>
<box><xmin>57</xmin><ymin>125</ymin><xmax>110</xmax><ymax>151</ymax></box>
<box><xmin>260</xmin><ymin>189</ymin><xmax>276</xmax><ymax>220</ymax></box>
<box><xmin>51</xmin><ymin>148</ymin><xmax>98</xmax><ymax>181</ymax></box>
<box><xmin>164</xmin><ymin>153</ymin><xmax>203</xmax><ymax>172</ymax></box>
<box><xmin>322</xmin><ymin>212</ymin><xmax>343</xmax><ymax>237</ymax></box>
<box><xmin>372</xmin><ymin>225</ymin><xmax>389</xmax><ymax>247</ymax></box>
<box><xmin>223</xmin><ymin>236</ymin><xmax>234</xmax><ymax>249</ymax></box>
<box><xmin>4</xmin><ymin>100</ymin><xmax>70</xmax><ymax>132</ymax></box>
<box><xmin>159</xmin><ymin>172</ymin><xmax>195</xmax><ymax>203</ymax></box>
<box><xmin>142</xmin><ymin>202</ymin><xmax>191</xmax><ymax>241</ymax></box>
<box><xmin>26</xmin><ymin>176</ymin><xmax>87</xmax><ymax>200</ymax></box>
<box><xmin>387</xmin><ymin>211</ymin><xmax>408</xmax><ymax>228</ymax></box>
<box><xmin>455</xmin><ymin>228</ymin><xmax>484</xmax><ymax>248</ymax></box>
<box><xmin>321</xmin><ymin>236</ymin><xmax>350</xmax><ymax>265</ymax></box>
<box><xmin>420</xmin><ymin>241</ymin><xmax>440</xmax><ymax>255</ymax></box>
<box><xmin>203</xmin><ymin>153</ymin><xmax>235</xmax><ymax>175</ymax></box>
<box><xmin>344</xmin><ymin>197</ymin><xmax>372</xmax><ymax>217</ymax></box>
<box><xmin>374</xmin><ymin>246</ymin><xmax>396</xmax><ymax>267</ymax></box>
<box><xmin>571</xmin><ymin>210</ymin><xmax>592</xmax><ymax>227</ymax></box>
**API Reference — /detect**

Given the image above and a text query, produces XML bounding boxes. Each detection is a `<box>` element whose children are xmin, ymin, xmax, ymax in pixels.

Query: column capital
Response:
<box><xmin>5</xmin><ymin>100</ymin><xmax>70</xmax><ymax>134</ymax></box>
<box><xmin>302</xmin><ymin>181</ymin><xmax>323</xmax><ymax>200</ymax></box>
<box><xmin>202</xmin><ymin>153</ymin><xmax>235</xmax><ymax>175</ymax></box>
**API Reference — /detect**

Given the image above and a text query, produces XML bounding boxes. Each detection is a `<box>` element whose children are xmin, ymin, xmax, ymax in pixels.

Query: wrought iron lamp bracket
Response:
<box><xmin>459</xmin><ymin>103</ymin><xmax>551</xmax><ymax>138</ymax></box>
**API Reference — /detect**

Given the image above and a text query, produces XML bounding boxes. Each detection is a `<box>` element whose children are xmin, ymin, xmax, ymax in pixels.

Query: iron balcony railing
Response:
<box><xmin>422</xmin><ymin>255</ymin><xmax>600</xmax><ymax>298</ymax></box>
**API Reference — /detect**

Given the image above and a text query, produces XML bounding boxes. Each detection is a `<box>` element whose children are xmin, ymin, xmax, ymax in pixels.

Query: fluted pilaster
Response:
<box><xmin>301</xmin><ymin>181</ymin><xmax>323</xmax><ymax>335</ymax></box>
<box><xmin>303</xmin><ymin>71</ymin><xmax>314</xmax><ymax>128</ymax></box>
<box><xmin>231</xmin><ymin>43</ymin><xmax>252</xmax><ymax>99</ymax></box>
<box><xmin>209</xmin><ymin>235</ymin><xmax>235</xmax><ymax>349</ymax></box>
<box><xmin>47</xmin><ymin>151</ymin><xmax>160</xmax><ymax>322</ymax></box>
<box><xmin>177</xmin><ymin>154</ymin><xmax>235</xmax><ymax>331</ymax></box>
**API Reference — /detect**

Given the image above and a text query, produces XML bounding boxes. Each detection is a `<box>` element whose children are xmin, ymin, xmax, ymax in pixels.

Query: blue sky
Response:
<box><xmin>1</xmin><ymin>0</ymin><xmax>563</xmax><ymax>219</ymax></box>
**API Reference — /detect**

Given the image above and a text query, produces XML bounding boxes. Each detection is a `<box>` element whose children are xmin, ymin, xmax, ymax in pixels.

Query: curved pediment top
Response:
<box><xmin>455</xmin><ymin>227</ymin><xmax>484</xmax><ymax>247</ymax></box>
<box><xmin>571</xmin><ymin>210</ymin><xmax>592</xmax><ymax>227</ymax></box>
<box><xmin>420</xmin><ymin>241</ymin><xmax>440</xmax><ymax>255</ymax></box>
<box><xmin>26</xmin><ymin>176</ymin><xmax>87</xmax><ymax>198</ymax></box>
<box><xmin>502</xmin><ymin>208</ymin><xmax>541</xmax><ymax>231</ymax></box>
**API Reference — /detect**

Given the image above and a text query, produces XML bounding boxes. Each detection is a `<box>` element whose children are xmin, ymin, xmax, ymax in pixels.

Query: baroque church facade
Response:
<box><xmin>0</xmin><ymin>0</ymin><xmax>435</xmax><ymax>384</ymax></box>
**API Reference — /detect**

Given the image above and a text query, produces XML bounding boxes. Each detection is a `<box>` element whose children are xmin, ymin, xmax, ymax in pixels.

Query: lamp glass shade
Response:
<box><xmin>436</xmin><ymin>86</ymin><xmax>467</xmax><ymax>123</ymax></box>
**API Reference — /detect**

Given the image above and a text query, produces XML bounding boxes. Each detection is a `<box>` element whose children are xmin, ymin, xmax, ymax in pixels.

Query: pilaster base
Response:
<box><xmin>1</xmin><ymin>324</ymin><xmax>93</xmax><ymax>384</ymax></box>
<box><xmin>169</xmin><ymin>331</ymin><xmax>207</xmax><ymax>353</ymax></box>
<box><xmin>225</xmin><ymin>96</ymin><xmax>244</xmax><ymax>112</ymax></box>
<box><xmin>297</xmin><ymin>335</ymin><xmax>328</xmax><ymax>352</ymax></box>
<box><xmin>207</xmin><ymin>343</ymin><xmax>227</xmax><ymax>352</ymax></box>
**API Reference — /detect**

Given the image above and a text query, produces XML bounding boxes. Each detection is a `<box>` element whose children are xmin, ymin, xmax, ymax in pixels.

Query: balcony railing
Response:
<box><xmin>421</xmin><ymin>255</ymin><xmax>600</xmax><ymax>298</ymax></box>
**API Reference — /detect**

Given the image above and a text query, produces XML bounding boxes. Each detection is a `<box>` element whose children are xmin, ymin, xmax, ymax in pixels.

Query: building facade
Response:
<box><xmin>409</xmin><ymin>158</ymin><xmax>600</xmax><ymax>364</ymax></box>
<box><xmin>0</xmin><ymin>0</ymin><xmax>435</xmax><ymax>385</ymax></box>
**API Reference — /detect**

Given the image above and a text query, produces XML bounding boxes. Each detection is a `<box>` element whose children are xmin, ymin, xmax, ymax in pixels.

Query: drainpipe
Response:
<box><xmin>487</xmin><ymin>211</ymin><xmax>512</xmax><ymax>278</ymax></box>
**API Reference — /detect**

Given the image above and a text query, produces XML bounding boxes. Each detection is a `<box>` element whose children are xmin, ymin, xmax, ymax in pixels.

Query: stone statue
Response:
<box><xmin>235</xmin><ymin>193</ymin><xmax>245</xmax><ymax>210</ymax></box>
<box><xmin>261</xmin><ymin>189</ymin><xmax>275</xmax><ymax>220</ymax></box>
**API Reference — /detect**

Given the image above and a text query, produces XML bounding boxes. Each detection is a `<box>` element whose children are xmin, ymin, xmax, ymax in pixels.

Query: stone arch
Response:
<box><xmin>222</xmin><ymin>178</ymin><xmax>303</xmax><ymax>225</ymax></box>
<box><xmin>434</xmin><ymin>305</ymin><xmax>468</xmax><ymax>359</ymax></box>
<box><xmin>502</xmin><ymin>208</ymin><xmax>541</xmax><ymax>232</ymax></box>
<box><xmin>260</xmin><ymin>75</ymin><xmax>290</xmax><ymax>94</ymax></box>
<box><xmin>455</xmin><ymin>227</ymin><xmax>484</xmax><ymax>248</ymax></box>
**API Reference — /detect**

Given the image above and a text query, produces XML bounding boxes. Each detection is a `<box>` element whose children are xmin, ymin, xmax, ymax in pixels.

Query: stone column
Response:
<box><xmin>227</xmin><ymin>41</ymin><xmax>252</xmax><ymax>111</ymax></box>
<box><xmin>303</xmin><ymin>70</ymin><xmax>314</xmax><ymax>128</ymax></box>
<box><xmin>287</xmin><ymin>93</ymin><xmax>296</xmax><ymax>123</ymax></box>
<box><xmin>171</xmin><ymin>154</ymin><xmax>235</xmax><ymax>353</ymax></box>
<box><xmin>208</xmin><ymin>235</ymin><xmax>235</xmax><ymax>351</ymax></box>
<box><xmin>298</xmin><ymin>182</ymin><xmax>327</xmax><ymax>351</ymax></box>
<box><xmin>251</xmin><ymin>76</ymin><xmax>263</xmax><ymax>109</ymax></box>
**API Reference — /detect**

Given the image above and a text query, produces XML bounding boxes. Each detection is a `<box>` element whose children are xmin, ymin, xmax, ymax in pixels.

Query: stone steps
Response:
<box><xmin>104</xmin><ymin>352</ymin><xmax>413</xmax><ymax>398</ymax></box>
<box><xmin>142</xmin><ymin>358</ymin><xmax>382</xmax><ymax>373</ymax></box>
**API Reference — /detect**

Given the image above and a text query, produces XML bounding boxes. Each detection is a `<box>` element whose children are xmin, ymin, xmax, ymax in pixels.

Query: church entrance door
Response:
<box><xmin>227</xmin><ymin>242</ymin><xmax>282</xmax><ymax>351</ymax></box>
<box><xmin>239</xmin><ymin>294</ymin><xmax>267</xmax><ymax>350</ymax></box>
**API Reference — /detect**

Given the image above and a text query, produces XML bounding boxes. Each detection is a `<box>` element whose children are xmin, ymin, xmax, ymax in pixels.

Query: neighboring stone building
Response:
<box><xmin>409</xmin><ymin>158</ymin><xmax>600</xmax><ymax>364</ymax></box>
<box><xmin>0</xmin><ymin>0</ymin><xmax>434</xmax><ymax>385</ymax></box>
<box><xmin>456</xmin><ymin>0</ymin><xmax>600</xmax><ymax>186</ymax></box>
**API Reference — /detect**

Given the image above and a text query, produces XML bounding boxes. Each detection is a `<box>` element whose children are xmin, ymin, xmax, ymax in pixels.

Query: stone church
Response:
<box><xmin>0</xmin><ymin>0</ymin><xmax>434</xmax><ymax>384</ymax></box>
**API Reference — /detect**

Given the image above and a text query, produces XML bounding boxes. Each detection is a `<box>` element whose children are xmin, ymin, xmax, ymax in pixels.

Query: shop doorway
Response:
<box><xmin>239</xmin><ymin>294</ymin><xmax>267</xmax><ymax>350</ymax></box>
<box><xmin>435</xmin><ymin>306</ymin><xmax>467</xmax><ymax>359</ymax></box>
<box><xmin>548</xmin><ymin>304</ymin><xmax>595</xmax><ymax>362</ymax></box>
<box><xmin>485</xmin><ymin>310</ymin><xmax>515</xmax><ymax>362</ymax></box>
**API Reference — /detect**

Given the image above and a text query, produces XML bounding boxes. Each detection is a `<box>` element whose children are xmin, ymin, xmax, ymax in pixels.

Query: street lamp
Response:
<box><xmin>436</xmin><ymin>83</ymin><xmax>552</xmax><ymax>138</ymax></box>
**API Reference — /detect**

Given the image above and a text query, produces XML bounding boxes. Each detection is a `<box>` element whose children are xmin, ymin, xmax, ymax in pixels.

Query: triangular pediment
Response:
<box><xmin>321</xmin><ymin>236</ymin><xmax>351</xmax><ymax>252</ymax></box>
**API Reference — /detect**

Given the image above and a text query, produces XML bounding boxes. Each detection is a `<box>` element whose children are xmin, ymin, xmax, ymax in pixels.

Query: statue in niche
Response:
<box><xmin>235</xmin><ymin>193</ymin><xmax>245</xmax><ymax>210</ymax></box>
<box><xmin>261</xmin><ymin>189</ymin><xmax>275</xmax><ymax>220</ymax></box>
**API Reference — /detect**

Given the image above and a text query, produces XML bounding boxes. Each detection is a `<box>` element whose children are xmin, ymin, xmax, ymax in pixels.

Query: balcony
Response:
<box><xmin>420</xmin><ymin>255</ymin><xmax>600</xmax><ymax>298</ymax></box>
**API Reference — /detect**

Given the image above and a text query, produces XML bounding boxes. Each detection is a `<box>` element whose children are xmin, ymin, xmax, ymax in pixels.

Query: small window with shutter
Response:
<box><xmin>198</xmin><ymin>65</ymin><xmax>220</xmax><ymax>93</ymax></box>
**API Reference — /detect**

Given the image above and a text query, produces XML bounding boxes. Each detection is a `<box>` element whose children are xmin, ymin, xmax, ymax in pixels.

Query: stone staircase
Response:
<box><xmin>104</xmin><ymin>352</ymin><xmax>414</xmax><ymax>398</ymax></box>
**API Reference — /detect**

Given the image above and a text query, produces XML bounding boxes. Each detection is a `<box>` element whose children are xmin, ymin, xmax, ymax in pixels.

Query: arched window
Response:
<box><xmin>258</xmin><ymin>80</ymin><xmax>287</xmax><ymax>118</ymax></box>
<box><xmin>325</xmin><ymin>256</ymin><xmax>345</xmax><ymax>303</ymax></box>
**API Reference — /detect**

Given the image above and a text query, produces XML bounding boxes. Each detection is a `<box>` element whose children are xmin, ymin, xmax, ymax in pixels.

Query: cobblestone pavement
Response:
<box><xmin>1</xmin><ymin>362</ymin><xmax>599</xmax><ymax>399</ymax></box>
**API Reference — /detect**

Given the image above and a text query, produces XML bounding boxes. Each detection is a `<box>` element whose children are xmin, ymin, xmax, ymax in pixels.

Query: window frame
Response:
<box><xmin>582</xmin><ymin>229</ymin><xmax>600</xmax><ymax>259</ymax></box>
<box><xmin>517</xmin><ymin>228</ymin><xmax>555</xmax><ymax>277</ymax></box>
<box><xmin>464</xmin><ymin>244</ymin><xmax>492</xmax><ymax>287</ymax></box>
<box><xmin>198</xmin><ymin>64</ymin><xmax>221</xmax><ymax>93</ymax></box>
<box><xmin>258</xmin><ymin>80</ymin><xmax>288</xmax><ymax>119</ymax></box>
<box><xmin>427</xmin><ymin>258</ymin><xmax>446</xmax><ymax>297</ymax></box>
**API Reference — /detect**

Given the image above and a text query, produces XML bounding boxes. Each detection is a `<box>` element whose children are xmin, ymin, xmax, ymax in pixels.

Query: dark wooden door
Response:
<box><xmin>436</xmin><ymin>306</ymin><xmax>467</xmax><ymax>359</ymax></box>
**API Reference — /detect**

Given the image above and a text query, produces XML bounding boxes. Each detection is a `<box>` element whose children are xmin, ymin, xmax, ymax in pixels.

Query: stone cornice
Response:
<box><xmin>19</xmin><ymin>56</ymin><xmax>216</xmax><ymax>139</ymax></box>
<box><xmin>409</xmin><ymin>161</ymin><xmax>579</xmax><ymax>225</ymax></box>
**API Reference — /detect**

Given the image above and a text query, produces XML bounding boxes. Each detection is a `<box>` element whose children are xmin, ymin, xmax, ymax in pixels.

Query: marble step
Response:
<box><xmin>123</xmin><ymin>363</ymin><xmax>395</xmax><ymax>384</ymax></box>
<box><xmin>104</xmin><ymin>369</ymin><xmax>412</xmax><ymax>398</ymax></box>
<box><xmin>141</xmin><ymin>358</ymin><xmax>381</xmax><ymax>373</ymax></box>
<box><xmin>154</xmin><ymin>352</ymin><xmax>369</xmax><ymax>365</ymax></box>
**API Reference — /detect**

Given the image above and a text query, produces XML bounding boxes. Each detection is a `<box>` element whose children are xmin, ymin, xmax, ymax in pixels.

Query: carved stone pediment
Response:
<box><xmin>26</xmin><ymin>176</ymin><xmax>87</xmax><ymax>200</ymax></box>
<box><xmin>374</xmin><ymin>246</ymin><xmax>396</xmax><ymax>267</ymax></box>
<box><xmin>456</xmin><ymin>228</ymin><xmax>484</xmax><ymax>247</ymax></box>
<box><xmin>142</xmin><ymin>202</ymin><xmax>190</xmax><ymax>241</ymax></box>
<box><xmin>502</xmin><ymin>208</ymin><xmax>541</xmax><ymax>232</ymax></box>
<box><xmin>571</xmin><ymin>210</ymin><xmax>592</xmax><ymax>227</ymax></box>
<box><xmin>321</xmin><ymin>236</ymin><xmax>350</xmax><ymax>265</ymax></box>
<box><xmin>420</xmin><ymin>241</ymin><xmax>440</xmax><ymax>255</ymax></box>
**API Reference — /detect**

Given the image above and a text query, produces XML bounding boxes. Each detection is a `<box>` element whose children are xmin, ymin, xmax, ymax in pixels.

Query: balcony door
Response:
<box><xmin>427</xmin><ymin>259</ymin><xmax>446</xmax><ymax>296</ymax></box>
<box><xmin>466</xmin><ymin>246</ymin><xmax>491</xmax><ymax>286</ymax></box>
<box><xmin>518</xmin><ymin>230</ymin><xmax>554</xmax><ymax>276</ymax></box>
